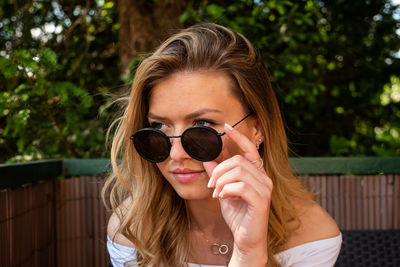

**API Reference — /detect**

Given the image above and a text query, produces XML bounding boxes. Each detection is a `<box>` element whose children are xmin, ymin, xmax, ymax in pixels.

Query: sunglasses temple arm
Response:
<box><xmin>231</xmin><ymin>113</ymin><xmax>253</xmax><ymax>128</ymax></box>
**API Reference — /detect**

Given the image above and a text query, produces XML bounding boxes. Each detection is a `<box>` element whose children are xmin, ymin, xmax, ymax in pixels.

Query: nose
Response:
<box><xmin>169</xmin><ymin>133</ymin><xmax>191</xmax><ymax>162</ymax></box>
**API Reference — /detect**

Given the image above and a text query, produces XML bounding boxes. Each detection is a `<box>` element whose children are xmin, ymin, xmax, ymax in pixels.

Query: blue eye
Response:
<box><xmin>150</xmin><ymin>122</ymin><xmax>165</xmax><ymax>130</ymax></box>
<box><xmin>195</xmin><ymin>119</ymin><xmax>215</xmax><ymax>127</ymax></box>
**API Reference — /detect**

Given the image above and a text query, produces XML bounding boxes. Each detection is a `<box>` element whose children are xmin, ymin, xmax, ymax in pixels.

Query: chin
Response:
<box><xmin>175</xmin><ymin>189</ymin><xmax>212</xmax><ymax>200</ymax></box>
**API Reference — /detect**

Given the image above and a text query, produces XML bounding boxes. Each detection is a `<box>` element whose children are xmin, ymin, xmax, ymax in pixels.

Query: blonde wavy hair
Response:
<box><xmin>103</xmin><ymin>23</ymin><xmax>314</xmax><ymax>266</ymax></box>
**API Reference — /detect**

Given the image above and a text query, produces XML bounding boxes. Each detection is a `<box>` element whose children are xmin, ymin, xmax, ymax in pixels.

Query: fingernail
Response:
<box><xmin>212</xmin><ymin>189</ymin><xmax>217</xmax><ymax>198</ymax></box>
<box><xmin>218</xmin><ymin>191</ymin><xmax>223</xmax><ymax>199</ymax></box>
<box><xmin>207</xmin><ymin>177</ymin><xmax>214</xmax><ymax>188</ymax></box>
<box><xmin>225</xmin><ymin>123</ymin><xmax>233</xmax><ymax>131</ymax></box>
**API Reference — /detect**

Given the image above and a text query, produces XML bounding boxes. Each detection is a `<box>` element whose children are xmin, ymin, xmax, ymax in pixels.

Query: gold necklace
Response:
<box><xmin>201</xmin><ymin>233</ymin><xmax>230</xmax><ymax>256</ymax></box>
<box><xmin>191</xmin><ymin>226</ymin><xmax>232</xmax><ymax>264</ymax></box>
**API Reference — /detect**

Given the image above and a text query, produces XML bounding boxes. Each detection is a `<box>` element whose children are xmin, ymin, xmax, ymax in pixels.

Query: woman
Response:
<box><xmin>104</xmin><ymin>23</ymin><xmax>342</xmax><ymax>267</ymax></box>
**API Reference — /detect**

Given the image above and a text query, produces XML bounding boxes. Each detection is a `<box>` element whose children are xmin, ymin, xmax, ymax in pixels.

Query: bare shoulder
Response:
<box><xmin>107</xmin><ymin>198</ymin><xmax>135</xmax><ymax>247</ymax></box>
<box><xmin>283</xmin><ymin>197</ymin><xmax>341</xmax><ymax>250</ymax></box>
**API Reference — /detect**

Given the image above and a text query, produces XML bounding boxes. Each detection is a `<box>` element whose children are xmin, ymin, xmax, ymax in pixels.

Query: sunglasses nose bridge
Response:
<box><xmin>167</xmin><ymin>126</ymin><xmax>188</xmax><ymax>145</ymax></box>
<box><xmin>168</xmin><ymin>133</ymin><xmax>193</xmax><ymax>161</ymax></box>
<box><xmin>167</xmin><ymin>135</ymin><xmax>181</xmax><ymax>145</ymax></box>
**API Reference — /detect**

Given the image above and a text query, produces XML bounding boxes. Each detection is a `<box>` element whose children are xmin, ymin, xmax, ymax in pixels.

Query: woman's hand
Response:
<box><xmin>203</xmin><ymin>123</ymin><xmax>272</xmax><ymax>267</ymax></box>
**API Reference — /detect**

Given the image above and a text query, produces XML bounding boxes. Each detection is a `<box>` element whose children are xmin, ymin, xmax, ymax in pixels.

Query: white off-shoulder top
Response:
<box><xmin>107</xmin><ymin>233</ymin><xmax>342</xmax><ymax>267</ymax></box>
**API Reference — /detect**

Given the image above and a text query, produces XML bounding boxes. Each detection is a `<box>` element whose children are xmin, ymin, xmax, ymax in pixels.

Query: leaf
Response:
<box><xmin>303</xmin><ymin>17</ymin><xmax>315</xmax><ymax>26</ymax></box>
<box><xmin>14</xmin><ymin>49</ymin><xmax>32</xmax><ymax>61</ymax></box>
<box><xmin>0</xmin><ymin>57</ymin><xmax>18</xmax><ymax>79</ymax></box>
<box><xmin>50</xmin><ymin>81</ymin><xmax>93</xmax><ymax>123</ymax></box>
<box><xmin>276</xmin><ymin>4</ymin><xmax>285</xmax><ymax>15</ymax></box>
<box><xmin>38</xmin><ymin>48</ymin><xmax>58</xmax><ymax>69</ymax></box>
<box><xmin>17</xmin><ymin>138</ymin><xmax>26</xmax><ymax>153</ymax></box>
<box><xmin>104</xmin><ymin>1</ymin><xmax>114</xmax><ymax>9</ymax></box>
<box><xmin>14</xmin><ymin>84</ymin><xmax>31</xmax><ymax>93</ymax></box>
<box><xmin>206</xmin><ymin>4</ymin><xmax>225</xmax><ymax>18</ymax></box>
<box><xmin>179</xmin><ymin>12</ymin><xmax>189</xmax><ymax>23</ymax></box>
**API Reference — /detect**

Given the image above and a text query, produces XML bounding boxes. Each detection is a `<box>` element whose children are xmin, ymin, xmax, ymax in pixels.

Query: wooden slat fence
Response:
<box><xmin>299</xmin><ymin>174</ymin><xmax>400</xmax><ymax>230</ymax></box>
<box><xmin>1</xmin><ymin>176</ymin><xmax>110</xmax><ymax>267</ymax></box>
<box><xmin>0</xmin><ymin>179</ymin><xmax>56</xmax><ymax>267</ymax></box>
<box><xmin>1</xmin><ymin>174</ymin><xmax>399</xmax><ymax>267</ymax></box>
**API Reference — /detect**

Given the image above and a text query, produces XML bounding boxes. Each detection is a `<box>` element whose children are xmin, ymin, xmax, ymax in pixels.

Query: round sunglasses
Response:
<box><xmin>130</xmin><ymin>113</ymin><xmax>252</xmax><ymax>163</ymax></box>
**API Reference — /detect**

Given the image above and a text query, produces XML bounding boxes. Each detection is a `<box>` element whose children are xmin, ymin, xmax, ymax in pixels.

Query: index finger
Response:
<box><xmin>224</xmin><ymin>122</ymin><xmax>261</xmax><ymax>162</ymax></box>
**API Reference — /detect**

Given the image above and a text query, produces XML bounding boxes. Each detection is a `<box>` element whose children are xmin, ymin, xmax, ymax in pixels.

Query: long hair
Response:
<box><xmin>103</xmin><ymin>22</ymin><xmax>314</xmax><ymax>266</ymax></box>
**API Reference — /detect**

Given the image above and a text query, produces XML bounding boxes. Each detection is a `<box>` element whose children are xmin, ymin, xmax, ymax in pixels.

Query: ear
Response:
<box><xmin>250</xmin><ymin>117</ymin><xmax>264</xmax><ymax>147</ymax></box>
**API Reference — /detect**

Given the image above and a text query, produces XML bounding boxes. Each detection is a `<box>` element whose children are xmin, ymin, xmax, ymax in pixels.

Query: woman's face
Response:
<box><xmin>148</xmin><ymin>71</ymin><xmax>260</xmax><ymax>200</ymax></box>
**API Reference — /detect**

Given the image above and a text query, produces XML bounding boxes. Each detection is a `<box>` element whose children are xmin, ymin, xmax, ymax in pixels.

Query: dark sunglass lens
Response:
<box><xmin>132</xmin><ymin>129</ymin><xmax>170</xmax><ymax>162</ymax></box>
<box><xmin>182</xmin><ymin>128</ymin><xmax>222</xmax><ymax>161</ymax></box>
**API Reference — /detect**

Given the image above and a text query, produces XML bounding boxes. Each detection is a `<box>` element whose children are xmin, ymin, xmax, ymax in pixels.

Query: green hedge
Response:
<box><xmin>1</xmin><ymin>157</ymin><xmax>399</xmax><ymax>190</ymax></box>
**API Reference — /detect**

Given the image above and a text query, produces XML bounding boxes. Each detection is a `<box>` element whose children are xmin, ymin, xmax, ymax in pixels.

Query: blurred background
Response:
<box><xmin>0</xmin><ymin>0</ymin><xmax>399</xmax><ymax>163</ymax></box>
<box><xmin>1</xmin><ymin>3</ymin><xmax>399</xmax><ymax>267</ymax></box>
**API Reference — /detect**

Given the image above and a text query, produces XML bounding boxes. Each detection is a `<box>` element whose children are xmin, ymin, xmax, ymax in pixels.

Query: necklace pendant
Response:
<box><xmin>211</xmin><ymin>243</ymin><xmax>229</xmax><ymax>255</ymax></box>
<box><xmin>218</xmin><ymin>244</ymin><xmax>229</xmax><ymax>255</ymax></box>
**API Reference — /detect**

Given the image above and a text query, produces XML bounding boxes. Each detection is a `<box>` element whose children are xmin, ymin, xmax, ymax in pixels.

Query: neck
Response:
<box><xmin>186</xmin><ymin>198</ymin><xmax>230</xmax><ymax>235</ymax></box>
<box><xmin>186</xmin><ymin>198</ymin><xmax>233</xmax><ymax>265</ymax></box>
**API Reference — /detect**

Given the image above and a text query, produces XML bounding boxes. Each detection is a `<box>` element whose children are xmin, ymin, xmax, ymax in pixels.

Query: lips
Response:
<box><xmin>170</xmin><ymin>168</ymin><xmax>205</xmax><ymax>183</ymax></box>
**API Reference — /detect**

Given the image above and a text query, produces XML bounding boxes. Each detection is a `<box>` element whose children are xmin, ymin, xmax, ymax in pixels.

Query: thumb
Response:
<box><xmin>203</xmin><ymin>160</ymin><xmax>218</xmax><ymax>178</ymax></box>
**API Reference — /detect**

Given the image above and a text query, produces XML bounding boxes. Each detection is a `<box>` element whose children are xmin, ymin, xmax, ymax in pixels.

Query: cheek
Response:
<box><xmin>156</xmin><ymin>162</ymin><xmax>169</xmax><ymax>178</ymax></box>
<box><xmin>215</xmin><ymin>138</ymin><xmax>243</xmax><ymax>162</ymax></box>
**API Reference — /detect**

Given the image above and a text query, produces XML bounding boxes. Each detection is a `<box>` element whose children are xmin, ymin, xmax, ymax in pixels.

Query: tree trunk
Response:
<box><xmin>118</xmin><ymin>0</ymin><xmax>188</xmax><ymax>79</ymax></box>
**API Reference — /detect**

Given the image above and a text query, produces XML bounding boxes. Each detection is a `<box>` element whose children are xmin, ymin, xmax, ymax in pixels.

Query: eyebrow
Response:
<box><xmin>148</xmin><ymin>108</ymin><xmax>222</xmax><ymax>121</ymax></box>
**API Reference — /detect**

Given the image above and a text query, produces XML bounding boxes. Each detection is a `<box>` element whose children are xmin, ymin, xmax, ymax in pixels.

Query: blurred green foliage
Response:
<box><xmin>0</xmin><ymin>0</ymin><xmax>121</xmax><ymax>162</ymax></box>
<box><xmin>181</xmin><ymin>0</ymin><xmax>400</xmax><ymax>156</ymax></box>
<box><xmin>0</xmin><ymin>0</ymin><xmax>399</xmax><ymax>162</ymax></box>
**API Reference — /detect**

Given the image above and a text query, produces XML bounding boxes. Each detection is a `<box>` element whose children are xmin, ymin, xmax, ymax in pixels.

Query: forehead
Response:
<box><xmin>148</xmin><ymin>71</ymin><xmax>244</xmax><ymax>116</ymax></box>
